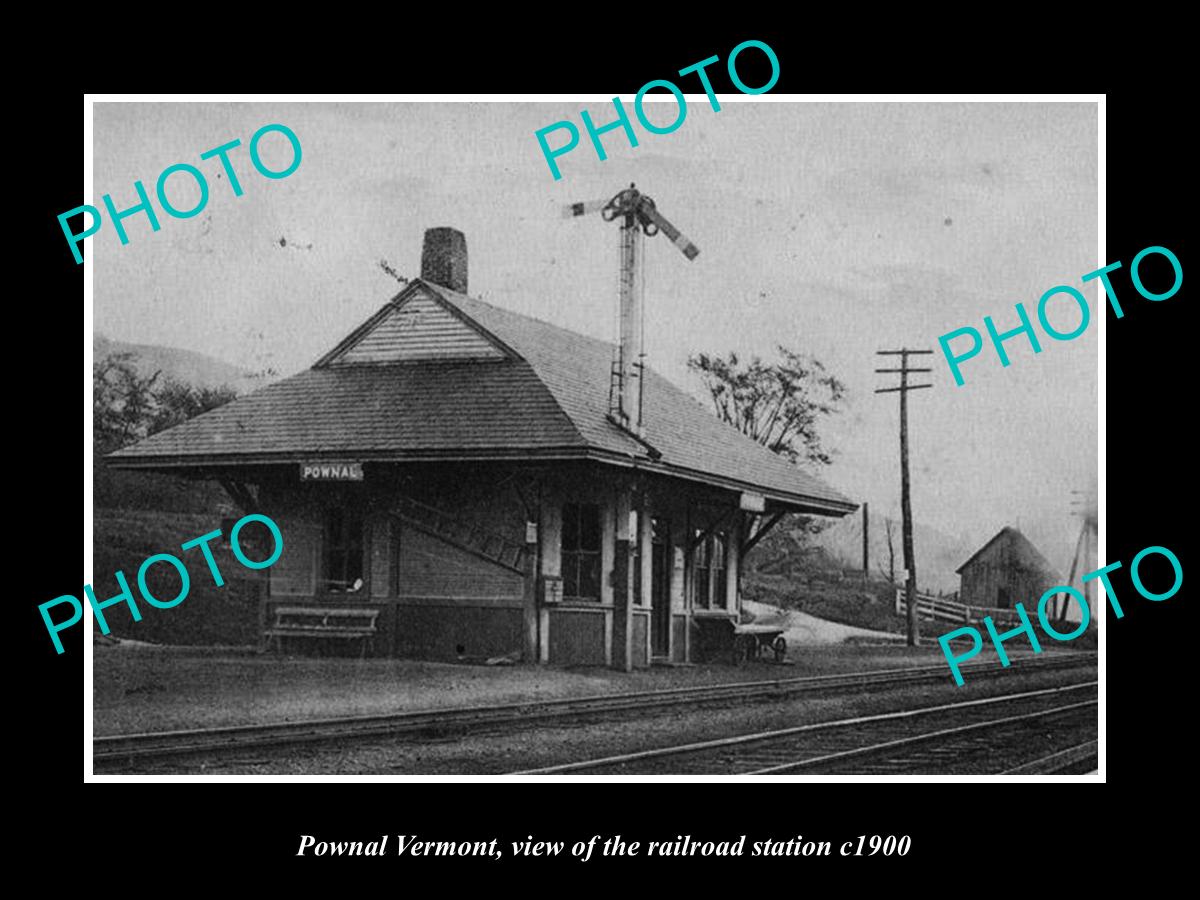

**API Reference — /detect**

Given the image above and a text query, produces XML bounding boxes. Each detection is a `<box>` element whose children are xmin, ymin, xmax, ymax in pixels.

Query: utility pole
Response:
<box><xmin>875</xmin><ymin>349</ymin><xmax>934</xmax><ymax>646</ymax></box>
<box><xmin>862</xmin><ymin>502</ymin><xmax>870</xmax><ymax>581</ymax></box>
<box><xmin>1058</xmin><ymin>524</ymin><xmax>1087</xmax><ymax>621</ymax></box>
<box><xmin>1060</xmin><ymin>489</ymin><xmax>1098</xmax><ymax>621</ymax></box>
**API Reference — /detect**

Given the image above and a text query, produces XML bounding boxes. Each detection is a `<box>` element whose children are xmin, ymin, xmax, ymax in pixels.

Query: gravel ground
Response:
<box><xmin>93</xmin><ymin>642</ymin><xmax>1078</xmax><ymax>736</ymax></box>
<box><xmin>126</xmin><ymin>661</ymin><xmax>1097</xmax><ymax>775</ymax></box>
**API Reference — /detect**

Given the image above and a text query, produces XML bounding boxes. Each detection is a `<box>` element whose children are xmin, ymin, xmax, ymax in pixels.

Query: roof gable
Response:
<box><xmin>317</xmin><ymin>284</ymin><xmax>514</xmax><ymax>367</ymax></box>
<box><xmin>956</xmin><ymin>526</ymin><xmax>1060</xmax><ymax>580</ymax></box>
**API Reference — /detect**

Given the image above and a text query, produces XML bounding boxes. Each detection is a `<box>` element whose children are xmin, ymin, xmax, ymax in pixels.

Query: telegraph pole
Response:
<box><xmin>1058</xmin><ymin>522</ymin><xmax>1087</xmax><ymax>621</ymax></box>
<box><xmin>875</xmin><ymin>349</ymin><xmax>933</xmax><ymax>646</ymax></box>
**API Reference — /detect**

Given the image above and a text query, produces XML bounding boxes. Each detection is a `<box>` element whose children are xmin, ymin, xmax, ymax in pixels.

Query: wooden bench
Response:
<box><xmin>265</xmin><ymin>606</ymin><xmax>380</xmax><ymax>656</ymax></box>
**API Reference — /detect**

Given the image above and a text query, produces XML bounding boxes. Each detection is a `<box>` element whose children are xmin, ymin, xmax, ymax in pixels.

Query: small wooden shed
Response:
<box><xmin>955</xmin><ymin>526</ymin><xmax>1061</xmax><ymax>610</ymax></box>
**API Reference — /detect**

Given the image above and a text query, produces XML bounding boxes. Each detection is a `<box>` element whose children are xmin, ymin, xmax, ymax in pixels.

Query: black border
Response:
<box><xmin>26</xmin><ymin>29</ymin><xmax>1188</xmax><ymax>885</ymax></box>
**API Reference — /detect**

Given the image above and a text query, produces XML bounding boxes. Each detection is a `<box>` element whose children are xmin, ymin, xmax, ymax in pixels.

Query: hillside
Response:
<box><xmin>94</xmin><ymin>334</ymin><xmax>272</xmax><ymax>394</ymax></box>
<box><xmin>94</xmin><ymin>335</ymin><xmax>255</xmax><ymax>513</ymax></box>
<box><xmin>813</xmin><ymin>513</ymin><xmax>975</xmax><ymax>595</ymax></box>
<box><xmin>94</xmin><ymin>508</ymin><xmax>263</xmax><ymax>646</ymax></box>
<box><xmin>739</xmin><ymin>513</ymin><xmax>970</xmax><ymax>637</ymax></box>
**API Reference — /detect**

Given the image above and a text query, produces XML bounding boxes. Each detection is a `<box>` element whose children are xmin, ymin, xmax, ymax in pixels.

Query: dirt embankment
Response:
<box><xmin>93</xmin><ymin>507</ymin><xmax>263</xmax><ymax>647</ymax></box>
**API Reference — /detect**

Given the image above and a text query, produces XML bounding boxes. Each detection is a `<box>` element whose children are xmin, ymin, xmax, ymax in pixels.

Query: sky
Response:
<box><xmin>93</xmin><ymin>100</ymin><xmax>1099</xmax><ymax>574</ymax></box>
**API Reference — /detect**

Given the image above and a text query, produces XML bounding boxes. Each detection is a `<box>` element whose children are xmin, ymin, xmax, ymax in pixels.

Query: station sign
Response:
<box><xmin>300</xmin><ymin>461</ymin><xmax>364</xmax><ymax>481</ymax></box>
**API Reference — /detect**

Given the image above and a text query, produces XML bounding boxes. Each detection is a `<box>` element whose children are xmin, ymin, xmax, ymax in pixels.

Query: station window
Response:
<box><xmin>711</xmin><ymin>533</ymin><xmax>728</xmax><ymax>608</ymax></box>
<box><xmin>323</xmin><ymin>507</ymin><xmax>365</xmax><ymax>594</ymax></box>
<box><xmin>693</xmin><ymin>530</ymin><xmax>728</xmax><ymax>609</ymax></box>
<box><xmin>562</xmin><ymin>503</ymin><xmax>601</xmax><ymax>602</ymax></box>
<box><xmin>693</xmin><ymin>529</ymin><xmax>711</xmax><ymax>609</ymax></box>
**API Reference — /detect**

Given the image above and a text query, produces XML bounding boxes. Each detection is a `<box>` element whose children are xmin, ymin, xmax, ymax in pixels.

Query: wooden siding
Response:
<box><xmin>394</xmin><ymin>605</ymin><xmax>522</xmax><ymax>661</ymax></box>
<box><xmin>548</xmin><ymin>608</ymin><xmax>607</xmax><ymax>665</ymax></box>
<box><xmin>396</xmin><ymin>525</ymin><xmax>523</xmax><ymax>600</ymax></box>
<box><xmin>334</xmin><ymin>293</ymin><xmax>504</xmax><ymax>364</ymax></box>
<box><xmin>961</xmin><ymin>565</ymin><xmax>1058</xmax><ymax>610</ymax></box>
<box><xmin>671</xmin><ymin>615</ymin><xmax>688</xmax><ymax>663</ymax></box>
<box><xmin>369</xmin><ymin>513</ymin><xmax>391</xmax><ymax>598</ymax></box>
<box><xmin>959</xmin><ymin>540</ymin><xmax>1059</xmax><ymax>609</ymax></box>
<box><xmin>631</xmin><ymin>610</ymin><xmax>649</xmax><ymax>668</ymax></box>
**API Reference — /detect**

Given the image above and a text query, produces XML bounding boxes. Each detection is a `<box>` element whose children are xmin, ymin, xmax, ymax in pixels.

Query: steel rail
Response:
<box><xmin>1000</xmin><ymin>739</ymin><xmax>1099</xmax><ymax>775</ymax></box>
<box><xmin>94</xmin><ymin>651</ymin><xmax>1096</xmax><ymax>766</ymax></box>
<box><xmin>513</xmin><ymin>681</ymin><xmax>1097</xmax><ymax>775</ymax></box>
<box><xmin>745</xmin><ymin>700</ymin><xmax>1095</xmax><ymax>774</ymax></box>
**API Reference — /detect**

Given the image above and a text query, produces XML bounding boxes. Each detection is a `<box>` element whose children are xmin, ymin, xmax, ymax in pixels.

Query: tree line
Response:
<box><xmin>94</xmin><ymin>352</ymin><xmax>237</xmax><ymax>455</ymax></box>
<box><xmin>93</xmin><ymin>351</ymin><xmax>237</xmax><ymax>511</ymax></box>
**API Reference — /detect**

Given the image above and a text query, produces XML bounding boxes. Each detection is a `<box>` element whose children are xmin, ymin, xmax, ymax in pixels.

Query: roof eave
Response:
<box><xmin>107</xmin><ymin>445</ymin><xmax>856</xmax><ymax>516</ymax></box>
<box><xmin>620</xmin><ymin>455</ymin><xmax>857</xmax><ymax>516</ymax></box>
<box><xmin>105</xmin><ymin>445</ymin><xmax>597</xmax><ymax>470</ymax></box>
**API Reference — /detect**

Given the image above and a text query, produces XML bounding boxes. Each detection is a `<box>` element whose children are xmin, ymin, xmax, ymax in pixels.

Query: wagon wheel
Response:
<box><xmin>772</xmin><ymin>636</ymin><xmax>787</xmax><ymax>662</ymax></box>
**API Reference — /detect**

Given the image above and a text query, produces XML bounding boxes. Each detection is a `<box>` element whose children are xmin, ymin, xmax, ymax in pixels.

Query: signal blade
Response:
<box><xmin>562</xmin><ymin>198</ymin><xmax>608</xmax><ymax>218</ymax></box>
<box><xmin>638</xmin><ymin>203</ymin><xmax>699</xmax><ymax>260</ymax></box>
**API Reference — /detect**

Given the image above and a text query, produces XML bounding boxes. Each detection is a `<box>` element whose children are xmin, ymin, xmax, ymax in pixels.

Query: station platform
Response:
<box><xmin>91</xmin><ymin>640</ymin><xmax>1084</xmax><ymax>737</ymax></box>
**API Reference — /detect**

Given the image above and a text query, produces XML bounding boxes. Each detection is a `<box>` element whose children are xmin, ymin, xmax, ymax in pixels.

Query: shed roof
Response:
<box><xmin>109</xmin><ymin>280</ymin><xmax>856</xmax><ymax>514</ymax></box>
<box><xmin>955</xmin><ymin>526</ymin><xmax>1061</xmax><ymax>580</ymax></box>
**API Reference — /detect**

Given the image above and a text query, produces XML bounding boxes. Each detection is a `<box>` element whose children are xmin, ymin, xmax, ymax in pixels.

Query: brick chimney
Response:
<box><xmin>421</xmin><ymin>227</ymin><xmax>468</xmax><ymax>294</ymax></box>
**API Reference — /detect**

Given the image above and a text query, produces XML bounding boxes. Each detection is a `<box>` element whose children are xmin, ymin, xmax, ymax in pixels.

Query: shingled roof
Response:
<box><xmin>109</xmin><ymin>279</ymin><xmax>856</xmax><ymax>514</ymax></box>
<box><xmin>955</xmin><ymin>527</ymin><xmax>1061</xmax><ymax>580</ymax></box>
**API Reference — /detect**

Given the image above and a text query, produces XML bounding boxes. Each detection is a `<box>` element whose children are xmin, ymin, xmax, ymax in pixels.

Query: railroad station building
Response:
<box><xmin>110</xmin><ymin>229</ymin><xmax>856</xmax><ymax>670</ymax></box>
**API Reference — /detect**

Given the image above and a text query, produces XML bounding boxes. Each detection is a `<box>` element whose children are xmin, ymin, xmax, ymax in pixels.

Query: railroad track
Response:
<box><xmin>1001</xmin><ymin>740</ymin><xmax>1098</xmax><ymax>775</ymax></box>
<box><xmin>513</xmin><ymin>682</ymin><xmax>1098</xmax><ymax>775</ymax></box>
<box><xmin>94</xmin><ymin>651</ymin><xmax>1095</xmax><ymax>769</ymax></box>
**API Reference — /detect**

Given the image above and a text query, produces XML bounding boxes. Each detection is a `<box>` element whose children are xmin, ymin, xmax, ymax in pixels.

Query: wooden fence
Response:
<box><xmin>895</xmin><ymin>589</ymin><xmax>1027</xmax><ymax>629</ymax></box>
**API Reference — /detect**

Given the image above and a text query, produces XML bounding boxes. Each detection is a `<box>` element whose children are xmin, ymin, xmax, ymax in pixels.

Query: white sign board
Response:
<box><xmin>739</xmin><ymin>491</ymin><xmax>766</xmax><ymax>513</ymax></box>
<box><xmin>300</xmin><ymin>461</ymin><xmax>364</xmax><ymax>481</ymax></box>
